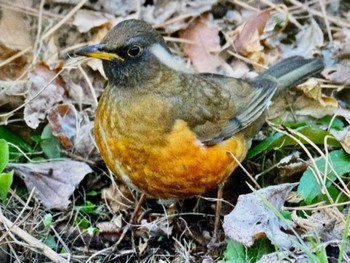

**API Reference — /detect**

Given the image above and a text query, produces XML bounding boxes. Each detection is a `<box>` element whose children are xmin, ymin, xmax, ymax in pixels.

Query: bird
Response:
<box><xmin>75</xmin><ymin>19</ymin><xmax>324</xmax><ymax>242</ymax></box>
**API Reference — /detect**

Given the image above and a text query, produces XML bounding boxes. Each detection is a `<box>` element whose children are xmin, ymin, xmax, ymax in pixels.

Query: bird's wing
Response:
<box><xmin>167</xmin><ymin>73</ymin><xmax>277</xmax><ymax>145</ymax></box>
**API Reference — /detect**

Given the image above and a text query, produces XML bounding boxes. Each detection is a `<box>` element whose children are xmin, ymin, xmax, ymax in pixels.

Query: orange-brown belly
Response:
<box><xmin>94</xmin><ymin>115</ymin><xmax>248</xmax><ymax>199</ymax></box>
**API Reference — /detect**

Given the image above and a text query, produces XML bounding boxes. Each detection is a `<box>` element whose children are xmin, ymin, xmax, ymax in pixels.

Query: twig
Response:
<box><xmin>0</xmin><ymin>212</ymin><xmax>68</xmax><ymax>263</ymax></box>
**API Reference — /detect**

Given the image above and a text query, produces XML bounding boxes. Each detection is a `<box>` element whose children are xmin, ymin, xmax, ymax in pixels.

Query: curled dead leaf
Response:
<box><xmin>102</xmin><ymin>184</ymin><xmax>134</xmax><ymax>214</ymax></box>
<box><xmin>73</xmin><ymin>9</ymin><xmax>114</xmax><ymax>33</ymax></box>
<box><xmin>180</xmin><ymin>16</ymin><xmax>224</xmax><ymax>73</ymax></box>
<box><xmin>223</xmin><ymin>183</ymin><xmax>297</xmax><ymax>248</ymax></box>
<box><xmin>47</xmin><ymin>104</ymin><xmax>77</xmax><ymax>149</ymax></box>
<box><xmin>231</xmin><ymin>9</ymin><xmax>270</xmax><ymax>57</ymax></box>
<box><xmin>24</xmin><ymin>63</ymin><xmax>65</xmax><ymax>129</ymax></box>
<box><xmin>8</xmin><ymin>160</ymin><xmax>92</xmax><ymax>210</ymax></box>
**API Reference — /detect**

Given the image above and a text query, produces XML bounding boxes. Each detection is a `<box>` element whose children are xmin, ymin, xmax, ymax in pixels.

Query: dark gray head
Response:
<box><xmin>75</xmin><ymin>19</ymin><xmax>175</xmax><ymax>86</ymax></box>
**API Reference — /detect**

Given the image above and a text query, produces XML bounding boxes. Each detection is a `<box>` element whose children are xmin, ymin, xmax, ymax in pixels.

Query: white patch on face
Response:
<box><xmin>150</xmin><ymin>44</ymin><xmax>193</xmax><ymax>73</ymax></box>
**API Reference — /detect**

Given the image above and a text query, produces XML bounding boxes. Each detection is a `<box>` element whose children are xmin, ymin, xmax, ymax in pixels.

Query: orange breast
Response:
<box><xmin>95</xmin><ymin>108</ymin><xmax>248</xmax><ymax>198</ymax></box>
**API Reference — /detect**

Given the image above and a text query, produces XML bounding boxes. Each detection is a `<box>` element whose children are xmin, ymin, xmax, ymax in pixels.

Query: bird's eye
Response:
<box><xmin>127</xmin><ymin>45</ymin><xmax>143</xmax><ymax>57</ymax></box>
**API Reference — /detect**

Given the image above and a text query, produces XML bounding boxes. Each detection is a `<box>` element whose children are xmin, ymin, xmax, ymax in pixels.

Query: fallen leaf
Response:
<box><xmin>292</xmin><ymin>207</ymin><xmax>350</xmax><ymax>254</ymax></box>
<box><xmin>102</xmin><ymin>184</ymin><xmax>134</xmax><ymax>214</ymax></box>
<box><xmin>24</xmin><ymin>63</ymin><xmax>65</xmax><ymax>129</ymax></box>
<box><xmin>277</xmin><ymin>151</ymin><xmax>308</xmax><ymax>178</ymax></box>
<box><xmin>0</xmin><ymin>80</ymin><xmax>30</xmax><ymax>108</ymax></box>
<box><xmin>8</xmin><ymin>160</ymin><xmax>92</xmax><ymax>210</ymax></box>
<box><xmin>141</xmin><ymin>0</ymin><xmax>217</xmax><ymax>33</ymax></box>
<box><xmin>231</xmin><ymin>9</ymin><xmax>270</xmax><ymax>56</ymax></box>
<box><xmin>73</xmin><ymin>9</ymin><xmax>114</xmax><ymax>33</ymax></box>
<box><xmin>322</xmin><ymin>64</ymin><xmax>350</xmax><ymax>84</ymax></box>
<box><xmin>296</xmin><ymin>79</ymin><xmax>338</xmax><ymax>107</ymax></box>
<box><xmin>96</xmin><ymin>215</ymin><xmax>123</xmax><ymax>242</ymax></box>
<box><xmin>330</xmin><ymin>126</ymin><xmax>350</xmax><ymax>154</ymax></box>
<box><xmin>47</xmin><ymin>104</ymin><xmax>77</xmax><ymax>149</ymax></box>
<box><xmin>223</xmin><ymin>183</ymin><xmax>297</xmax><ymax>249</ymax></box>
<box><xmin>282</xmin><ymin>19</ymin><xmax>324</xmax><ymax>58</ymax></box>
<box><xmin>0</xmin><ymin>8</ymin><xmax>31</xmax><ymax>50</ymax></box>
<box><xmin>180</xmin><ymin>16</ymin><xmax>224</xmax><ymax>73</ymax></box>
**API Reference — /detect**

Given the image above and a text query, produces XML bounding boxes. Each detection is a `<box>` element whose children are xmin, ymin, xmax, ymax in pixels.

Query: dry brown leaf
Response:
<box><xmin>96</xmin><ymin>215</ymin><xmax>123</xmax><ymax>242</ymax></box>
<box><xmin>323</xmin><ymin>65</ymin><xmax>350</xmax><ymax>84</ymax></box>
<box><xmin>277</xmin><ymin>152</ymin><xmax>308</xmax><ymax>178</ymax></box>
<box><xmin>8</xmin><ymin>160</ymin><xmax>92</xmax><ymax>210</ymax></box>
<box><xmin>331</xmin><ymin>126</ymin><xmax>350</xmax><ymax>154</ymax></box>
<box><xmin>0</xmin><ymin>44</ymin><xmax>30</xmax><ymax>80</ymax></box>
<box><xmin>102</xmin><ymin>184</ymin><xmax>134</xmax><ymax>214</ymax></box>
<box><xmin>180</xmin><ymin>16</ymin><xmax>224</xmax><ymax>73</ymax></box>
<box><xmin>24</xmin><ymin>63</ymin><xmax>65</xmax><ymax>129</ymax></box>
<box><xmin>47</xmin><ymin>104</ymin><xmax>77</xmax><ymax>149</ymax></box>
<box><xmin>282</xmin><ymin>19</ymin><xmax>324</xmax><ymax>58</ymax></box>
<box><xmin>73</xmin><ymin>9</ymin><xmax>114</xmax><ymax>33</ymax></box>
<box><xmin>231</xmin><ymin>10</ymin><xmax>270</xmax><ymax>57</ymax></box>
<box><xmin>0</xmin><ymin>80</ymin><xmax>30</xmax><ymax>108</ymax></box>
<box><xmin>296</xmin><ymin>79</ymin><xmax>338</xmax><ymax>107</ymax></box>
<box><xmin>292</xmin><ymin>207</ymin><xmax>350</xmax><ymax>254</ymax></box>
<box><xmin>0</xmin><ymin>8</ymin><xmax>31</xmax><ymax>50</ymax></box>
<box><xmin>141</xmin><ymin>0</ymin><xmax>217</xmax><ymax>33</ymax></box>
<box><xmin>223</xmin><ymin>183</ymin><xmax>296</xmax><ymax>248</ymax></box>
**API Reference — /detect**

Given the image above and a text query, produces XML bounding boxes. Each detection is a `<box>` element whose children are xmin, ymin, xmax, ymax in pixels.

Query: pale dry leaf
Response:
<box><xmin>0</xmin><ymin>9</ymin><xmax>31</xmax><ymax>50</ymax></box>
<box><xmin>73</xmin><ymin>9</ymin><xmax>114</xmax><ymax>33</ymax></box>
<box><xmin>296</xmin><ymin>78</ymin><xmax>338</xmax><ymax>107</ymax></box>
<box><xmin>331</xmin><ymin>126</ymin><xmax>350</xmax><ymax>154</ymax></box>
<box><xmin>292</xmin><ymin>207</ymin><xmax>350</xmax><ymax>253</ymax></box>
<box><xmin>322</xmin><ymin>65</ymin><xmax>350</xmax><ymax>84</ymax></box>
<box><xmin>141</xmin><ymin>0</ymin><xmax>217</xmax><ymax>33</ymax></box>
<box><xmin>257</xmin><ymin>252</ymin><xmax>291</xmax><ymax>263</ymax></box>
<box><xmin>73</xmin><ymin>120</ymin><xmax>100</xmax><ymax>160</ymax></box>
<box><xmin>282</xmin><ymin>19</ymin><xmax>324</xmax><ymax>58</ymax></box>
<box><xmin>180</xmin><ymin>16</ymin><xmax>224</xmax><ymax>73</ymax></box>
<box><xmin>8</xmin><ymin>160</ymin><xmax>92</xmax><ymax>210</ymax></box>
<box><xmin>96</xmin><ymin>215</ymin><xmax>123</xmax><ymax>243</ymax></box>
<box><xmin>0</xmin><ymin>80</ymin><xmax>30</xmax><ymax>108</ymax></box>
<box><xmin>102</xmin><ymin>184</ymin><xmax>134</xmax><ymax>214</ymax></box>
<box><xmin>231</xmin><ymin>9</ymin><xmax>270</xmax><ymax>56</ymax></box>
<box><xmin>24</xmin><ymin>63</ymin><xmax>65</xmax><ymax>129</ymax></box>
<box><xmin>47</xmin><ymin>103</ymin><xmax>77</xmax><ymax>149</ymax></box>
<box><xmin>223</xmin><ymin>183</ymin><xmax>297</xmax><ymax>248</ymax></box>
<box><xmin>277</xmin><ymin>152</ymin><xmax>308</xmax><ymax>178</ymax></box>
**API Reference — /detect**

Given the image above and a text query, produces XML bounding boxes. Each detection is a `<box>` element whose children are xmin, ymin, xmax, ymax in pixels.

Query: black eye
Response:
<box><xmin>127</xmin><ymin>45</ymin><xmax>143</xmax><ymax>57</ymax></box>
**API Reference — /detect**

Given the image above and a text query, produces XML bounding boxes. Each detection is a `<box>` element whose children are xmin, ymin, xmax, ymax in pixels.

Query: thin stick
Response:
<box><xmin>0</xmin><ymin>212</ymin><xmax>67</xmax><ymax>263</ymax></box>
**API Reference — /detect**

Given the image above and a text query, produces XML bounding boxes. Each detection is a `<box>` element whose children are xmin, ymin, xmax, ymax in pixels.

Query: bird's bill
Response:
<box><xmin>74</xmin><ymin>44</ymin><xmax>124</xmax><ymax>61</ymax></box>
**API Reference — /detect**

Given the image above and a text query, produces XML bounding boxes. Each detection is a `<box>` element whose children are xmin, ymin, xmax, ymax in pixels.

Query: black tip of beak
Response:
<box><xmin>73</xmin><ymin>44</ymin><xmax>106</xmax><ymax>57</ymax></box>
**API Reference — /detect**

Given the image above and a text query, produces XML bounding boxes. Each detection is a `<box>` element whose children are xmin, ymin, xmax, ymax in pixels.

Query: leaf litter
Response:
<box><xmin>0</xmin><ymin>0</ymin><xmax>350</xmax><ymax>262</ymax></box>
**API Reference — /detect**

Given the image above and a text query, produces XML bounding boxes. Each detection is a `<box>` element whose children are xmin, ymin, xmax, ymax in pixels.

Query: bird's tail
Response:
<box><xmin>259</xmin><ymin>56</ymin><xmax>324</xmax><ymax>89</ymax></box>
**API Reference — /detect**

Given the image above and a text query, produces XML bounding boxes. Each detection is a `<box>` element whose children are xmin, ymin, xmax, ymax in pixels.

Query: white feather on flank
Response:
<box><xmin>150</xmin><ymin>44</ymin><xmax>193</xmax><ymax>73</ymax></box>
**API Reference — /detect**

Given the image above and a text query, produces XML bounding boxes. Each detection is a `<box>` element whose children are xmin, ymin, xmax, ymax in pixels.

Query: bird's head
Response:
<box><xmin>75</xmin><ymin>19</ymin><xmax>178</xmax><ymax>87</ymax></box>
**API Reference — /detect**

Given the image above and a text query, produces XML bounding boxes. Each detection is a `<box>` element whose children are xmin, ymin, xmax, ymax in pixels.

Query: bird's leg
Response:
<box><xmin>131</xmin><ymin>193</ymin><xmax>147</xmax><ymax>223</ymax></box>
<box><xmin>115</xmin><ymin>193</ymin><xmax>147</xmax><ymax>248</ymax></box>
<box><xmin>209</xmin><ymin>182</ymin><xmax>225</xmax><ymax>246</ymax></box>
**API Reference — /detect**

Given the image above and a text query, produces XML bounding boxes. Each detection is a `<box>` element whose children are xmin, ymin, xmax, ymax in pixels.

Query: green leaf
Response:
<box><xmin>223</xmin><ymin>240</ymin><xmax>246</xmax><ymax>263</ymax></box>
<box><xmin>43</xmin><ymin>213</ymin><xmax>53</xmax><ymax>228</ymax></box>
<box><xmin>298</xmin><ymin>150</ymin><xmax>350</xmax><ymax>204</ymax></box>
<box><xmin>248</xmin><ymin>125</ymin><xmax>341</xmax><ymax>159</ymax></box>
<box><xmin>0</xmin><ymin>139</ymin><xmax>9</xmax><ymax>173</ymax></box>
<box><xmin>247</xmin><ymin>239</ymin><xmax>274</xmax><ymax>262</ymax></box>
<box><xmin>317</xmin><ymin>116</ymin><xmax>344</xmax><ymax>131</ymax></box>
<box><xmin>77</xmin><ymin>201</ymin><xmax>97</xmax><ymax>214</ymax></box>
<box><xmin>0</xmin><ymin>126</ymin><xmax>32</xmax><ymax>160</ymax></box>
<box><xmin>44</xmin><ymin>234</ymin><xmax>57</xmax><ymax>249</ymax></box>
<box><xmin>0</xmin><ymin>170</ymin><xmax>14</xmax><ymax>204</ymax></box>
<box><xmin>40</xmin><ymin>125</ymin><xmax>61</xmax><ymax>159</ymax></box>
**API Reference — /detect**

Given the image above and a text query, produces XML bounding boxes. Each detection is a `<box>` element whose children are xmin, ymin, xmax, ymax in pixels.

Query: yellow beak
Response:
<box><xmin>75</xmin><ymin>44</ymin><xmax>124</xmax><ymax>61</ymax></box>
